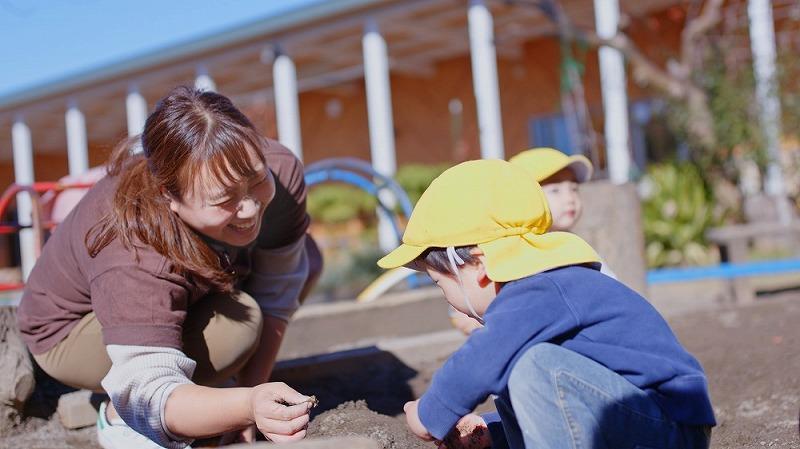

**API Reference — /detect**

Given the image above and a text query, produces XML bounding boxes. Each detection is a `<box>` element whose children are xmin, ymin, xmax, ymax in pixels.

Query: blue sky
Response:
<box><xmin>0</xmin><ymin>0</ymin><xmax>324</xmax><ymax>98</ymax></box>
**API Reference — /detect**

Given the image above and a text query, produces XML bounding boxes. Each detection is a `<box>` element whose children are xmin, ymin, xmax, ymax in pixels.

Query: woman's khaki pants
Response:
<box><xmin>32</xmin><ymin>236</ymin><xmax>323</xmax><ymax>392</ymax></box>
<box><xmin>33</xmin><ymin>291</ymin><xmax>263</xmax><ymax>392</ymax></box>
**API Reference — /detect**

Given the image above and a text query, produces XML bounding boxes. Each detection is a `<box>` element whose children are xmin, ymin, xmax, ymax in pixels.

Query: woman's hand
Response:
<box><xmin>250</xmin><ymin>382</ymin><xmax>313</xmax><ymax>442</ymax></box>
<box><xmin>436</xmin><ymin>414</ymin><xmax>490</xmax><ymax>449</ymax></box>
<box><xmin>403</xmin><ymin>400</ymin><xmax>433</xmax><ymax>441</ymax></box>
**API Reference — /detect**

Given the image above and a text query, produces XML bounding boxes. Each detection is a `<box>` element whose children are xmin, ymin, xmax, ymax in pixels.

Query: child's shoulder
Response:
<box><xmin>501</xmin><ymin>264</ymin><xmax>605</xmax><ymax>298</ymax></box>
<box><xmin>514</xmin><ymin>264</ymin><xmax>638</xmax><ymax>302</ymax></box>
<box><xmin>535</xmin><ymin>264</ymin><xmax>607</xmax><ymax>284</ymax></box>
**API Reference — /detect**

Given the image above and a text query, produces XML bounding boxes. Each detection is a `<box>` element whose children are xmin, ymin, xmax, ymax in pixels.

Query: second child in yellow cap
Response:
<box><xmin>509</xmin><ymin>147</ymin><xmax>618</xmax><ymax>281</ymax></box>
<box><xmin>380</xmin><ymin>159</ymin><xmax>715</xmax><ymax>449</ymax></box>
<box><xmin>509</xmin><ymin>147</ymin><xmax>593</xmax><ymax>232</ymax></box>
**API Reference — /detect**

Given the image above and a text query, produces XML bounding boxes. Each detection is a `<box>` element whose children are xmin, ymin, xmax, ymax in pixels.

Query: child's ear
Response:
<box><xmin>475</xmin><ymin>259</ymin><xmax>492</xmax><ymax>287</ymax></box>
<box><xmin>468</xmin><ymin>247</ymin><xmax>492</xmax><ymax>287</ymax></box>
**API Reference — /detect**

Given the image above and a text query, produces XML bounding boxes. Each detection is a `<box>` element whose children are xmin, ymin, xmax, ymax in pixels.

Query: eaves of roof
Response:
<box><xmin>0</xmin><ymin>0</ymin><xmax>387</xmax><ymax>111</ymax></box>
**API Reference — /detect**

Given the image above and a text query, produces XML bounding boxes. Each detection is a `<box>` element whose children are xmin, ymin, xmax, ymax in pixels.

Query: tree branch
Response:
<box><xmin>508</xmin><ymin>0</ymin><xmax>719</xmax><ymax>148</ymax></box>
<box><xmin>680</xmin><ymin>0</ymin><xmax>725</xmax><ymax>72</ymax></box>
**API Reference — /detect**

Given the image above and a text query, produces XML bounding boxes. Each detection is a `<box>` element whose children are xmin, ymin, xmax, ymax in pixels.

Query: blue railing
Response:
<box><xmin>304</xmin><ymin>157</ymin><xmax>423</xmax><ymax>289</ymax></box>
<box><xmin>647</xmin><ymin>258</ymin><xmax>800</xmax><ymax>284</ymax></box>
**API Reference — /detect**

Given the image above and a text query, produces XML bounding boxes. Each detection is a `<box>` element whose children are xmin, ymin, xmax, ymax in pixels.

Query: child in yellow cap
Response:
<box><xmin>509</xmin><ymin>147</ymin><xmax>592</xmax><ymax>232</ymax></box>
<box><xmin>509</xmin><ymin>147</ymin><xmax>617</xmax><ymax>280</ymax></box>
<box><xmin>450</xmin><ymin>147</ymin><xmax>613</xmax><ymax>335</ymax></box>
<box><xmin>379</xmin><ymin>159</ymin><xmax>714</xmax><ymax>449</ymax></box>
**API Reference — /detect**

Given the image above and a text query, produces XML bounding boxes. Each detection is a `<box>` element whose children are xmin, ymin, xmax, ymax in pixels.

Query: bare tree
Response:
<box><xmin>509</xmin><ymin>0</ymin><xmax>725</xmax><ymax>151</ymax></box>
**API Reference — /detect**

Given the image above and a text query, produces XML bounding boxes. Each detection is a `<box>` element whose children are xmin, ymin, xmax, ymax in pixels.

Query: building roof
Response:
<box><xmin>0</xmin><ymin>0</ymin><xmax>385</xmax><ymax>111</ymax></box>
<box><xmin>0</xmin><ymin>0</ymin><xmax>680</xmax><ymax>159</ymax></box>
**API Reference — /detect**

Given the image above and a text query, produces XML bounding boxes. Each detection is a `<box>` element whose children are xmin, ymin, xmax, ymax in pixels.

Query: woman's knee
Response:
<box><xmin>224</xmin><ymin>291</ymin><xmax>264</xmax><ymax>349</ymax></box>
<box><xmin>217</xmin><ymin>291</ymin><xmax>262</xmax><ymax>351</ymax></box>
<box><xmin>184</xmin><ymin>291</ymin><xmax>263</xmax><ymax>383</ymax></box>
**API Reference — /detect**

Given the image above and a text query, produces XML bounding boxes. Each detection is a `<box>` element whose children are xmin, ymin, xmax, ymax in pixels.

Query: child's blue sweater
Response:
<box><xmin>418</xmin><ymin>265</ymin><xmax>715</xmax><ymax>440</ymax></box>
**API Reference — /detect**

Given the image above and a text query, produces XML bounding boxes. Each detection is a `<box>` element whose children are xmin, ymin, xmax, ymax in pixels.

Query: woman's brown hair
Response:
<box><xmin>86</xmin><ymin>86</ymin><xmax>267</xmax><ymax>291</ymax></box>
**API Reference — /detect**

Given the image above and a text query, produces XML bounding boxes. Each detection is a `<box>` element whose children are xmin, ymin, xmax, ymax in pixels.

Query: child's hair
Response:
<box><xmin>417</xmin><ymin>246</ymin><xmax>479</xmax><ymax>274</ymax></box>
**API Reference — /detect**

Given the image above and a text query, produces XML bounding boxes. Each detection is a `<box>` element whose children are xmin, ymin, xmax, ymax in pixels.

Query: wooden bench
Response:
<box><xmin>706</xmin><ymin>222</ymin><xmax>800</xmax><ymax>303</ymax></box>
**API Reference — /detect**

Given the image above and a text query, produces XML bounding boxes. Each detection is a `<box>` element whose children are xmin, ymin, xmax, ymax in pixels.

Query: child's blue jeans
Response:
<box><xmin>487</xmin><ymin>343</ymin><xmax>711</xmax><ymax>449</ymax></box>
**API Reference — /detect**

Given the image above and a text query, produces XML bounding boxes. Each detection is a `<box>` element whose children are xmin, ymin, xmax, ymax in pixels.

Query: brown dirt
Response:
<box><xmin>669</xmin><ymin>293</ymin><xmax>800</xmax><ymax>448</ymax></box>
<box><xmin>307</xmin><ymin>400</ymin><xmax>427</xmax><ymax>449</ymax></box>
<box><xmin>291</xmin><ymin>292</ymin><xmax>800</xmax><ymax>448</ymax></box>
<box><xmin>2</xmin><ymin>291</ymin><xmax>799</xmax><ymax>449</ymax></box>
<box><xmin>0</xmin><ymin>417</ymin><xmax>98</xmax><ymax>449</ymax></box>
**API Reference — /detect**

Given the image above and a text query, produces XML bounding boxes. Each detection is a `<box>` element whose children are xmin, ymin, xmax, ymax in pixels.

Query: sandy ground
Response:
<box><xmin>308</xmin><ymin>401</ymin><xmax>428</xmax><ymax>449</ymax></box>
<box><xmin>670</xmin><ymin>293</ymin><xmax>800</xmax><ymax>448</ymax></box>
<box><xmin>2</xmin><ymin>290</ymin><xmax>798</xmax><ymax>449</ymax></box>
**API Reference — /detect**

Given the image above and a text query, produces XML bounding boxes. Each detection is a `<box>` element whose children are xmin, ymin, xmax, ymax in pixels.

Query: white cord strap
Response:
<box><xmin>446</xmin><ymin>247</ymin><xmax>485</xmax><ymax>325</ymax></box>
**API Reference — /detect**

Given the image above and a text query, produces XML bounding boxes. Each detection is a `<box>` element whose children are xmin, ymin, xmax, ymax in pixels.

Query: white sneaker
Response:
<box><xmin>96</xmin><ymin>401</ymin><xmax>185</xmax><ymax>449</ymax></box>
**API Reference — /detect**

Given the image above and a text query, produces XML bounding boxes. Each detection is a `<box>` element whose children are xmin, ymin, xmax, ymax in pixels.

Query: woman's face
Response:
<box><xmin>168</xmin><ymin>151</ymin><xmax>275</xmax><ymax>247</ymax></box>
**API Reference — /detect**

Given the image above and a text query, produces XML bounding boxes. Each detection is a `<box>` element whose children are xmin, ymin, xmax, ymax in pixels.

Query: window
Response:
<box><xmin>528</xmin><ymin>114</ymin><xmax>574</xmax><ymax>154</ymax></box>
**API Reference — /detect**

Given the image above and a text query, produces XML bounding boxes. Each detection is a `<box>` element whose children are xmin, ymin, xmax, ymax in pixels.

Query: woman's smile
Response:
<box><xmin>230</xmin><ymin>220</ymin><xmax>256</xmax><ymax>231</ymax></box>
<box><xmin>228</xmin><ymin>218</ymin><xmax>260</xmax><ymax>239</ymax></box>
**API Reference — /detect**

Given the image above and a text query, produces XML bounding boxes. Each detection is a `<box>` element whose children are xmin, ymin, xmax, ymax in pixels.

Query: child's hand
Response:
<box><xmin>449</xmin><ymin>311</ymin><xmax>483</xmax><ymax>335</ymax></box>
<box><xmin>436</xmin><ymin>414</ymin><xmax>490</xmax><ymax>449</ymax></box>
<box><xmin>403</xmin><ymin>400</ymin><xmax>433</xmax><ymax>441</ymax></box>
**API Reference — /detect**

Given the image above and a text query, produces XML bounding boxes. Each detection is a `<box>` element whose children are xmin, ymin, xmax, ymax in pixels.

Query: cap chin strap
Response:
<box><xmin>446</xmin><ymin>247</ymin><xmax>485</xmax><ymax>325</ymax></box>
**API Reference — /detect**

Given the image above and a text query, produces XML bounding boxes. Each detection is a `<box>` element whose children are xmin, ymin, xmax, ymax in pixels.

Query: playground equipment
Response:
<box><xmin>303</xmin><ymin>158</ymin><xmax>426</xmax><ymax>301</ymax></box>
<box><xmin>304</xmin><ymin>157</ymin><xmax>413</xmax><ymax>241</ymax></box>
<box><xmin>0</xmin><ymin>158</ymin><xmax>426</xmax><ymax>300</ymax></box>
<box><xmin>0</xmin><ymin>181</ymin><xmax>94</xmax><ymax>292</ymax></box>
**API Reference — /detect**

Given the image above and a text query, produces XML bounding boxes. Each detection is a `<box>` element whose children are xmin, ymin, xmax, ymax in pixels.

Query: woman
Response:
<box><xmin>17</xmin><ymin>86</ymin><xmax>322</xmax><ymax>448</ymax></box>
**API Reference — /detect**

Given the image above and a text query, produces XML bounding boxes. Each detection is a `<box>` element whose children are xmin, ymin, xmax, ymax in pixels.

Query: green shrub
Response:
<box><xmin>307</xmin><ymin>164</ymin><xmax>450</xmax><ymax>226</ymax></box>
<box><xmin>641</xmin><ymin>162</ymin><xmax>722</xmax><ymax>268</ymax></box>
<box><xmin>312</xmin><ymin>241</ymin><xmax>385</xmax><ymax>302</ymax></box>
<box><xmin>394</xmin><ymin>164</ymin><xmax>450</xmax><ymax>206</ymax></box>
<box><xmin>306</xmin><ymin>184</ymin><xmax>377</xmax><ymax>225</ymax></box>
<box><xmin>305</xmin><ymin>163</ymin><xmax>451</xmax><ymax>301</ymax></box>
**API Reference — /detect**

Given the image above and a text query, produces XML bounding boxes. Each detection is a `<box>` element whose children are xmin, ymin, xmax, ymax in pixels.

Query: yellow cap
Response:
<box><xmin>377</xmin><ymin>159</ymin><xmax>599</xmax><ymax>282</ymax></box>
<box><xmin>509</xmin><ymin>147</ymin><xmax>593</xmax><ymax>183</ymax></box>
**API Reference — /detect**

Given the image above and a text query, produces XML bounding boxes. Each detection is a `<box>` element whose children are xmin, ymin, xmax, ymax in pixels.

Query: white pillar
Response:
<box><xmin>594</xmin><ymin>0</ymin><xmax>631</xmax><ymax>184</ymax></box>
<box><xmin>11</xmin><ymin>118</ymin><xmax>36</xmax><ymax>280</ymax></box>
<box><xmin>126</xmin><ymin>85</ymin><xmax>147</xmax><ymax>138</ymax></box>
<box><xmin>65</xmin><ymin>101</ymin><xmax>89</xmax><ymax>176</ymax></box>
<box><xmin>363</xmin><ymin>20</ymin><xmax>399</xmax><ymax>253</ymax></box>
<box><xmin>195</xmin><ymin>65</ymin><xmax>217</xmax><ymax>92</ymax></box>
<box><xmin>748</xmin><ymin>0</ymin><xmax>788</xmax><ymax>221</ymax></box>
<box><xmin>468</xmin><ymin>0</ymin><xmax>505</xmax><ymax>160</ymax></box>
<box><xmin>273</xmin><ymin>50</ymin><xmax>303</xmax><ymax>160</ymax></box>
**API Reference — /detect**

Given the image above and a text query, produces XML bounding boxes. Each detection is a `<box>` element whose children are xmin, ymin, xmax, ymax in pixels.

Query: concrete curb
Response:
<box><xmin>279</xmin><ymin>287</ymin><xmax>452</xmax><ymax>360</ymax></box>
<box><xmin>273</xmin><ymin>329</ymin><xmax>465</xmax><ymax>384</ymax></box>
